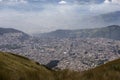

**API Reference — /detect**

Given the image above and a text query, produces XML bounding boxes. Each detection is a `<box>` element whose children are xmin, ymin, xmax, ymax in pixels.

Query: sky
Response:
<box><xmin>0</xmin><ymin>0</ymin><xmax>120</xmax><ymax>34</ymax></box>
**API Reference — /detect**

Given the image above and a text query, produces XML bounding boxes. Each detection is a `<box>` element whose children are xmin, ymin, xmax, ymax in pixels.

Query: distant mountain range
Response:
<box><xmin>39</xmin><ymin>25</ymin><xmax>120</xmax><ymax>40</ymax></box>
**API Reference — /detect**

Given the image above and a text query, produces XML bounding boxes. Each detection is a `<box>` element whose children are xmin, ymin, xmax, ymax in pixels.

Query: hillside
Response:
<box><xmin>0</xmin><ymin>28</ymin><xmax>22</xmax><ymax>35</ymax></box>
<box><xmin>0</xmin><ymin>51</ymin><xmax>54</xmax><ymax>80</ymax></box>
<box><xmin>0</xmin><ymin>51</ymin><xmax>120</xmax><ymax>80</ymax></box>
<box><xmin>0</xmin><ymin>51</ymin><xmax>82</xmax><ymax>80</ymax></box>
<box><xmin>55</xmin><ymin>58</ymin><xmax>120</xmax><ymax>80</ymax></box>
<box><xmin>40</xmin><ymin>25</ymin><xmax>120</xmax><ymax>40</ymax></box>
<box><xmin>0</xmin><ymin>27</ymin><xmax>29</xmax><ymax>41</ymax></box>
<box><xmin>80</xmin><ymin>58</ymin><xmax>120</xmax><ymax>80</ymax></box>
<box><xmin>0</xmin><ymin>51</ymin><xmax>83</xmax><ymax>80</ymax></box>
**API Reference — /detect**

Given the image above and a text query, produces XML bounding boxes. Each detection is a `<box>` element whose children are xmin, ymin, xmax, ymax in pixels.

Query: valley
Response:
<box><xmin>0</xmin><ymin>25</ymin><xmax>120</xmax><ymax>71</ymax></box>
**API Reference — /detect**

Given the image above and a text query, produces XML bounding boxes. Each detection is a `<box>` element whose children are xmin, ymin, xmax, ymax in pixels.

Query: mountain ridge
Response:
<box><xmin>0</xmin><ymin>27</ymin><xmax>30</xmax><ymax>41</ymax></box>
<box><xmin>0</xmin><ymin>27</ymin><xmax>27</xmax><ymax>35</ymax></box>
<box><xmin>39</xmin><ymin>25</ymin><xmax>120</xmax><ymax>40</ymax></box>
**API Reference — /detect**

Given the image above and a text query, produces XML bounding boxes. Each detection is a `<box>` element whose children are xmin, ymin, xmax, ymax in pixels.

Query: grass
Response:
<box><xmin>0</xmin><ymin>51</ymin><xmax>54</xmax><ymax>80</ymax></box>
<box><xmin>80</xmin><ymin>59</ymin><xmax>120</xmax><ymax>80</ymax></box>
<box><xmin>0</xmin><ymin>51</ymin><xmax>120</xmax><ymax>80</ymax></box>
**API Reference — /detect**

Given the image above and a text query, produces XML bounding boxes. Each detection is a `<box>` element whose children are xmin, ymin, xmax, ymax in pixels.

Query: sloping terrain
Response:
<box><xmin>80</xmin><ymin>58</ymin><xmax>120</xmax><ymax>80</ymax></box>
<box><xmin>0</xmin><ymin>51</ymin><xmax>120</xmax><ymax>80</ymax></box>
<box><xmin>0</xmin><ymin>51</ymin><xmax>82</xmax><ymax>80</ymax></box>
<box><xmin>0</xmin><ymin>51</ymin><xmax>54</xmax><ymax>80</ymax></box>
<box><xmin>0</xmin><ymin>27</ymin><xmax>29</xmax><ymax>41</ymax></box>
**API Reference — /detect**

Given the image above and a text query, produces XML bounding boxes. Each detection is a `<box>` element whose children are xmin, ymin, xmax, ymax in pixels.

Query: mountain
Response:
<box><xmin>0</xmin><ymin>27</ymin><xmax>30</xmax><ymax>41</ymax></box>
<box><xmin>0</xmin><ymin>27</ymin><xmax>27</xmax><ymax>35</ymax></box>
<box><xmin>40</xmin><ymin>25</ymin><xmax>120</xmax><ymax>40</ymax></box>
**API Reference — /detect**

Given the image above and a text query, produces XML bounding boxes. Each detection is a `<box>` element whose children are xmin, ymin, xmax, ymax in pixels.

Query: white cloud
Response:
<box><xmin>58</xmin><ymin>0</ymin><xmax>67</xmax><ymax>5</ymax></box>
<box><xmin>112</xmin><ymin>0</ymin><xmax>120</xmax><ymax>3</ymax></box>
<box><xmin>90</xmin><ymin>2</ymin><xmax>120</xmax><ymax>14</ymax></box>
<box><xmin>104</xmin><ymin>0</ymin><xmax>111</xmax><ymax>4</ymax></box>
<box><xmin>104</xmin><ymin>0</ymin><xmax>120</xmax><ymax>4</ymax></box>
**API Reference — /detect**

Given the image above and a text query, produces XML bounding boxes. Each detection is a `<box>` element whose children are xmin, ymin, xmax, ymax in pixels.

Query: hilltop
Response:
<box><xmin>0</xmin><ymin>27</ymin><xmax>29</xmax><ymax>41</ymax></box>
<box><xmin>0</xmin><ymin>28</ymin><xmax>24</xmax><ymax>35</ymax></box>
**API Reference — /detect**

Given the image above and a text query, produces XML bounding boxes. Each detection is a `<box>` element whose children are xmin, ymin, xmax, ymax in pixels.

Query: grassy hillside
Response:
<box><xmin>54</xmin><ymin>58</ymin><xmax>120</xmax><ymax>80</ymax></box>
<box><xmin>0</xmin><ymin>51</ymin><xmax>54</xmax><ymax>80</ymax></box>
<box><xmin>80</xmin><ymin>59</ymin><xmax>120</xmax><ymax>80</ymax></box>
<box><xmin>0</xmin><ymin>51</ymin><xmax>81</xmax><ymax>80</ymax></box>
<box><xmin>0</xmin><ymin>51</ymin><xmax>120</xmax><ymax>80</ymax></box>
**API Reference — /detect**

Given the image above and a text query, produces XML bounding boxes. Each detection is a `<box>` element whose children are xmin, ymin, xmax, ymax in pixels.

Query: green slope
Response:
<box><xmin>0</xmin><ymin>51</ymin><xmax>81</xmax><ymax>80</ymax></box>
<box><xmin>80</xmin><ymin>59</ymin><xmax>120</xmax><ymax>80</ymax></box>
<box><xmin>0</xmin><ymin>51</ymin><xmax>54</xmax><ymax>80</ymax></box>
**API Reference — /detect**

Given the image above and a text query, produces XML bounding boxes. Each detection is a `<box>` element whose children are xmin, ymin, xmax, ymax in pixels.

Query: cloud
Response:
<box><xmin>0</xmin><ymin>2</ymin><xmax>120</xmax><ymax>34</ymax></box>
<box><xmin>104</xmin><ymin>0</ymin><xmax>111</xmax><ymax>3</ymax></box>
<box><xmin>58</xmin><ymin>0</ymin><xmax>67</xmax><ymax>5</ymax></box>
<box><xmin>112</xmin><ymin>0</ymin><xmax>120</xmax><ymax>3</ymax></box>
<box><xmin>104</xmin><ymin>0</ymin><xmax>120</xmax><ymax>4</ymax></box>
<box><xmin>90</xmin><ymin>3</ymin><xmax>120</xmax><ymax>14</ymax></box>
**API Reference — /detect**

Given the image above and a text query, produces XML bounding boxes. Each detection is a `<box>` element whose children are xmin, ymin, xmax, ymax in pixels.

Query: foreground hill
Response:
<box><xmin>0</xmin><ymin>51</ymin><xmax>54</xmax><ymax>80</ymax></box>
<box><xmin>80</xmin><ymin>58</ymin><xmax>120</xmax><ymax>80</ymax></box>
<box><xmin>40</xmin><ymin>25</ymin><xmax>120</xmax><ymax>40</ymax></box>
<box><xmin>0</xmin><ymin>51</ymin><xmax>82</xmax><ymax>80</ymax></box>
<box><xmin>0</xmin><ymin>51</ymin><xmax>120</xmax><ymax>80</ymax></box>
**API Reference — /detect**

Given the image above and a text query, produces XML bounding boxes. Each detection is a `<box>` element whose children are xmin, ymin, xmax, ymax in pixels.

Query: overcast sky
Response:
<box><xmin>0</xmin><ymin>0</ymin><xmax>120</xmax><ymax>34</ymax></box>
